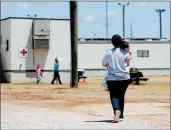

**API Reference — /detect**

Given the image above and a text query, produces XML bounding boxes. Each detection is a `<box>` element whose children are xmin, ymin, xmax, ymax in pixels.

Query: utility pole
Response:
<box><xmin>106</xmin><ymin>1</ymin><xmax>108</xmax><ymax>38</ymax></box>
<box><xmin>70</xmin><ymin>1</ymin><xmax>78</xmax><ymax>88</ymax></box>
<box><xmin>155</xmin><ymin>9</ymin><xmax>166</xmax><ymax>38</ymax></box>
<box><xmin>118</xmin><ymin>2</ymin><xmax>130</xmax><ymax>38</ymax></box>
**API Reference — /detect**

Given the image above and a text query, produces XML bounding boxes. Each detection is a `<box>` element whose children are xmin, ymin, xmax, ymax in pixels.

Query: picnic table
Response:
<box><xmin>129</xmin><ymin>68</ymin><xmax>149</xmax><ymax>85</ymax></box>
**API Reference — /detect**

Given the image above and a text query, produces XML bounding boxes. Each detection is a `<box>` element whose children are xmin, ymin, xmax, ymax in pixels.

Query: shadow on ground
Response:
<box><xmin>85</xmin><ymin>120</ymin><xmax>118</xmax><ymax>123</ymax></box>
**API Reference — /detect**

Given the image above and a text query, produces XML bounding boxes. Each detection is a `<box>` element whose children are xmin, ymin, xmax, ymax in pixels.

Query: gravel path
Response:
<box><xmin>1</xmin><ymin>103</ymin><xmax>169</xmax><ymax>129</ymax></box>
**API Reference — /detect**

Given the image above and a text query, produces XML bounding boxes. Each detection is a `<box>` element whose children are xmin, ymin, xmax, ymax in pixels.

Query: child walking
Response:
<box><xmin>36</xmin><ymin>64</ymin><xmax>42</xmax><ymax>84</ymax></box>
<box><xmin>120</xmin><ymin>41</ymin><xmax>132</xmax><ymax>73</ymax></box>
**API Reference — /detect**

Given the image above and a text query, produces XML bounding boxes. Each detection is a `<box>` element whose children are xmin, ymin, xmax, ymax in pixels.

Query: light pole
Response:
<box><xmin>130</xmin><ymin>23</ymin><xmax>133</xmax><ymax>38</ymax></box>
<box><xmin>155</xmin><ymin>9</ymin><xmax>166</xmax><ymax>38</ymax></box>
<box><xmin>118</xmin><ymin>2</ymin><xmax>129</xmax><ymax>38</ymax></box>
<box><xmin>106</xmin><ymin>1</ymin><xmax>108</xmax><ymax>38</ymax></box>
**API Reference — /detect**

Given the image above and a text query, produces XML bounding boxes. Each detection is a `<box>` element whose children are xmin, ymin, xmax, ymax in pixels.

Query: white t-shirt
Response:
<box><xmin>102</xmin><ymin>48</ymin><xmax>130</xmax><ymax>81</ymax></box>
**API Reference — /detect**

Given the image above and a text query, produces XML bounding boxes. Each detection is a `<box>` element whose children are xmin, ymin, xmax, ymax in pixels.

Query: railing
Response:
<box><xmin>78</xmin><ymin>38</ymin><xmax>168</xmax><ymax>41</ymax></box>
<box><xmin>78</xmin><ymin>40</ymin><xmax>170</xmax><ymax>44</ymax></box>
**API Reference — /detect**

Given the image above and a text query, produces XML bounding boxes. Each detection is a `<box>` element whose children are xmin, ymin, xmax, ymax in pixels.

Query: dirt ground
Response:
<box><xmin>1</xmin><ymin>76</ymin><xmax>170</xmax><ymax>127</ymax></box>
<box><xmin>1</xmin><ymin>75</ymin><xmax>170</xmax><ymax>108</ymax></box>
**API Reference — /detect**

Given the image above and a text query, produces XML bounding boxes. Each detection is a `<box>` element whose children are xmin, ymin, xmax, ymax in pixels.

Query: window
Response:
<box><xmin>137</xmin><ymin>50</ymin><xmax>149</xmax><ymax>57</ymax></box>
<box><xmin>5</xmin><ymin>40</ymin><xmax>9</xmax><ymax>51</ymax></box>
<box><xmin>34</xmin><ymin>39</ymin><xmax>49</xmax><ymax>50</ymax></box>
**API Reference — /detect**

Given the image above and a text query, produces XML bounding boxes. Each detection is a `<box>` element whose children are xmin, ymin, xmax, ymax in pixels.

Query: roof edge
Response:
<box><xmin>0</xmin><ymin>17</ymin><xmax>70</xmax><ymax>21</ymax></box>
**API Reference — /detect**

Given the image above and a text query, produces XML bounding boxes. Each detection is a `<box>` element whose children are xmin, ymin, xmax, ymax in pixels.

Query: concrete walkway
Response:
<box><xmin>1</xmin><ymin>103</ymin><xmax>169</xmax><ymax>129</ymax></box>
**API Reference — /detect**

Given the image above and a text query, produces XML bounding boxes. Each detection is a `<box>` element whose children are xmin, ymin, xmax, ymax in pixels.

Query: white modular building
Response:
<box><xmin>1</xmin><ymin>17</ymin><xmax>71</xmax><ymax>83</ymax></box>
<box><xmin>78</xmin><ymin>39</ymin><xmax>170</xmax><ymax>77</ymax></box>
<box><xmin>0</xmin><ymin>17</ymin><xmax>170</xmax><ymax>83</ymax></box>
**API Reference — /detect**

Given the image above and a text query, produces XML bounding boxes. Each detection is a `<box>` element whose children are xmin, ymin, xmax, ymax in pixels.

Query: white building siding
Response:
<box><xmin>46</xmin><ymin>20</ymin><xmax>71</xmax><ymax>70</ymax></box>
<box><xmin>0</xmin><ymin>19</ymin><xmax>11</xmax><ymax>82</ymax></box>
<box><xmin>78</xmin><ymin>43</ymin><xmax>170</xmax><ymax>69</ymax></box>
<box><xmin>10</xmin><ymin>19</ymin><xmax>71</xmax><ymax>71</ymax></box>
<box><xmin>33</xmin><ymin>20</ymin><xmax>71</xmax><ymax>70</ymax></box>
<box><xmin>10</xmin><ymin>19</ymin><xmax>33</xmax><ymax>70</ymax></box>
<box><xmin>78</xmin><ymin>44</ymin><xmax>112</xmax><ymax>69</ymax></box>
<box><xmin>129</xmin><ymin>44</ymin><xmax>170</xmax><ymax>69</ymax></box>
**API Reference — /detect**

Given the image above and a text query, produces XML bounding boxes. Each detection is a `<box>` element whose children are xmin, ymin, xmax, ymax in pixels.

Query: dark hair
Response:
<box><xmin>55</xmin><ymin>59</ymin><xmax>58</xmax><ymax>63</ymax></box>
<box><xmin>111</xmin><ymin>34</ymin><xmax>122</xmax><ymax>48</ymax></box>
<box><xmin>120</xmin><ymin>40</ymin><xmax>129</xmax><ymax>50</ymax></box>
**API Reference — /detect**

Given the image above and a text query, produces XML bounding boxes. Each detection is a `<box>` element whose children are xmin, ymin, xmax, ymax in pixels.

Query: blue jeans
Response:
<box><xmin>51</xmin><ymin>71</ymin><xmax>62</xmax><ymax>84</ymax></box>
<box><xmin>36</xmin><ymin>74</ymin><xmax>42</xmax><ymax>83</ymax></box>
<box><xmin>107</xmin><ymin>80</ymin><xmax>129</xmax><ymax>118</ymax></box>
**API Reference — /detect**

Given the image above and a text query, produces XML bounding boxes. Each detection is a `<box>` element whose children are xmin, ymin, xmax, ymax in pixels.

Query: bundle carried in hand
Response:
<box><xmin>101</xmin><ymin>77</ymin><xmax>108</xmax><ymax>91</ymax></box>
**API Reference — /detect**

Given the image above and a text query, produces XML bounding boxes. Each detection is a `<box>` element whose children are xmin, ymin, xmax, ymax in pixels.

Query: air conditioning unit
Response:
<box><xmin>33</xmin><ymin>33</ymin><xmax>50</xmax><ymax>50</ymax></box>
<box><xmin>33</xmin><ymin>39</ymin><xmax>50</xmax><ymax>50</ymax></box>
<box><xmin>32</xmin><ymin>20</ymin><xmax>50</xmax><ymax>50</ymax></box>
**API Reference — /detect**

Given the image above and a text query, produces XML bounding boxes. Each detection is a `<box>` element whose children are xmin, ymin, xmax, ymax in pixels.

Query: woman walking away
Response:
<box><xmin>51</xmin><ymin>57</ymin><xmax>62</xmax><ymax>84</ymax></box>
<box><xmin>35</xmin><ymin>64</ymin><xmax>42</xmax><ymax>84</ymax></box>
<box><xmin>102</xmin><ymin>34</ymin><xmax>131</xmax><ymax>123</ymax></box>
<box><xmin>101</xmin><ymin>41</ymin><xmax>132</xmax><ymax>91</ymax></box>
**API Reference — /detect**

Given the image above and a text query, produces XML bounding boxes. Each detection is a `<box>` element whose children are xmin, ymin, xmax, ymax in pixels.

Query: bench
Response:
<box><xmin>130</xmin><ymin>68</ymin><xmax>149</xmax><ymax>85</ymax></box>
<box><xmin>78</xmin><ymin>70</ymin><xmax>87</xmax><ymax>82</ymax></box>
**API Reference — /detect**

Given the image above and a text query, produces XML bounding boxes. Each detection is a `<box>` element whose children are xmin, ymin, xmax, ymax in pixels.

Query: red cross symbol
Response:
<box><xmin>20</xmin><ymin>49</ymin><xmax>27</xmax><ymax>56</ymax></box>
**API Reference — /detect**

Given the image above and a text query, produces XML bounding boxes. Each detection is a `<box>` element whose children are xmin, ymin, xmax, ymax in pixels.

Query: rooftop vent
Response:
<box><xmin>124</xmin><ymin>39</ymin><xmax>130</xmax><ymax>41</ymax></box>
<box><xmin>147</xmin><ymin>39</ymin><xmax>152</xmax><ymax>41</ymax></box>
<box><xmin>160</xmin><ymin>39</ymin><xmax>166</xmax><ymax>41</ymax></box>
<box><xmin>79</xmin><ymin>39</ymin><xmax>85</xmax><ymax>41</ymax></box>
